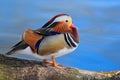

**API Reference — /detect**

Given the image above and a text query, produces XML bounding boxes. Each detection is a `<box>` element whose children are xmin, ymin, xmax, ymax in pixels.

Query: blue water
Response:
<box><xmin>0</xmin><ymin>0</ymin><xmax>120</xmax><ymax>71</ymax></box>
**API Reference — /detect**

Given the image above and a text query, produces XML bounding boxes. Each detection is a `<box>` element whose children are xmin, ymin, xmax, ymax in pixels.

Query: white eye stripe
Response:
<box><xmin>54</xmin><ymin>16</ymin><xmax>72</xmax><ymax>22</ymax></box>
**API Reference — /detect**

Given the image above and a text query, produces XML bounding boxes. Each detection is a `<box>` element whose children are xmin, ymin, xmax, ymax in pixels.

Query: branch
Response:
<box><xmin>0</xmin><ymin>54</ymin><xmax>120</xmax><ymax>80</ymax></box>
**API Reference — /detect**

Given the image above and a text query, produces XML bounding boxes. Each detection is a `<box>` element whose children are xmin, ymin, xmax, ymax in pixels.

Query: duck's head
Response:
<box><xmin>41</xmin><ymin>14</ymin><xmax>79</xmax><ymax>42</ymax></box>
<box><xmin>42</xmin><ymin>14</ymin><xmax>77</xmax><ymax>33</ymax></box>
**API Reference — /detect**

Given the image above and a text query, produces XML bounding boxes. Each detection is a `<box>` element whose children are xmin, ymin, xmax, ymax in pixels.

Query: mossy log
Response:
<box><xmin>0</xmin><ymin>54</ymin><xmax>120</xmax><ymax>80</ymax></box>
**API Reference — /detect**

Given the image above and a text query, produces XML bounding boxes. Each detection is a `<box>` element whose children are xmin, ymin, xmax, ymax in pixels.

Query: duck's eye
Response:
<box><xmin>65</xmin><ymin>20</ymin><xmax>68</xmax><ymax>22</ymax></box>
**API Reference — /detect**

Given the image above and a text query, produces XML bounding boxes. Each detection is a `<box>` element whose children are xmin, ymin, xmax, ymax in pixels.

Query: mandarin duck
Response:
<box><xmin>6</xmin><ymin>14</ymin><xmax>80</xmax><ymax>68</ymax></box>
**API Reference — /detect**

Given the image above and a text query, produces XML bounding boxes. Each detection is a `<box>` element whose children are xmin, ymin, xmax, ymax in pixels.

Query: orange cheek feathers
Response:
<box><xmin>52</xmin><ymin>22</ymin><xmax>72</xmax><ymax>33</ymax></box>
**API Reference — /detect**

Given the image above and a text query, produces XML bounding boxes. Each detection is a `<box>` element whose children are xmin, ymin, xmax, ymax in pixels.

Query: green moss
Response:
<box><xmin>0</xmin><ymin>64</ymin><xmax>14</xmax><ymax>80</ymax></box>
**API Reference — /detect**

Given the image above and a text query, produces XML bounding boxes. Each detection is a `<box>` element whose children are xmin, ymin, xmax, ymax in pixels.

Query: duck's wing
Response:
<box><xmin>5</xmin><ymin>29</ymin><xmax>44</xmax><ymax>55</ymax></box>
<box><xmin>5</xmin><ymin>40</ymin><xmax>28</xmax><ymax>55</ymax></box>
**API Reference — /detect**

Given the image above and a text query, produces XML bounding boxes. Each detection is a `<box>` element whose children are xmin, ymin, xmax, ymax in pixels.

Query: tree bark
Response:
<box><xmin>0</xmin><ymin>54</ymin><xmax>120</xmax><ymax>80</ymax></box>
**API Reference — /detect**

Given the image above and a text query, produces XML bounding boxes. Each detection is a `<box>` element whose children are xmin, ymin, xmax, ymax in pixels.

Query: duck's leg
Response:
<box><xmin>43</xmin><ymin>56</ymin><xmax>62</xmax><ymax>68</ymax></box>
<box><xmin>51</xmin><ymin>56</ymin><xmax>58</xmax><ymax>67</ymax></box>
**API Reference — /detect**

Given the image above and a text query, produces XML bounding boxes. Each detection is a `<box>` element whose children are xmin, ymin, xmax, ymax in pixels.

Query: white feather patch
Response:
<box><xmin>9</xmin><ymin>46</ymin><xmax>77</xmax><ymax>59</ymax></box>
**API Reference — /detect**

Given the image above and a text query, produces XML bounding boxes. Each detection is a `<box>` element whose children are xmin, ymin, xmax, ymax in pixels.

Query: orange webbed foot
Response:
<box><xmin>43</xmin><ymin>59</ymin><xmax>53</xmax><ymax>64</ymax></box>
<box><xmin>43</xmin><ymin>56</ymin><xmax>63</xmax><ymax>69</ymax></box>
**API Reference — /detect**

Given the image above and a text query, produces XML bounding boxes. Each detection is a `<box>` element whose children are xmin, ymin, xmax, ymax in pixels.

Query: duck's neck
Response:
<box><xmin>71</xmin><ymin>27</ymin><xmax>80</xmax><ymax>43</ymax></box>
